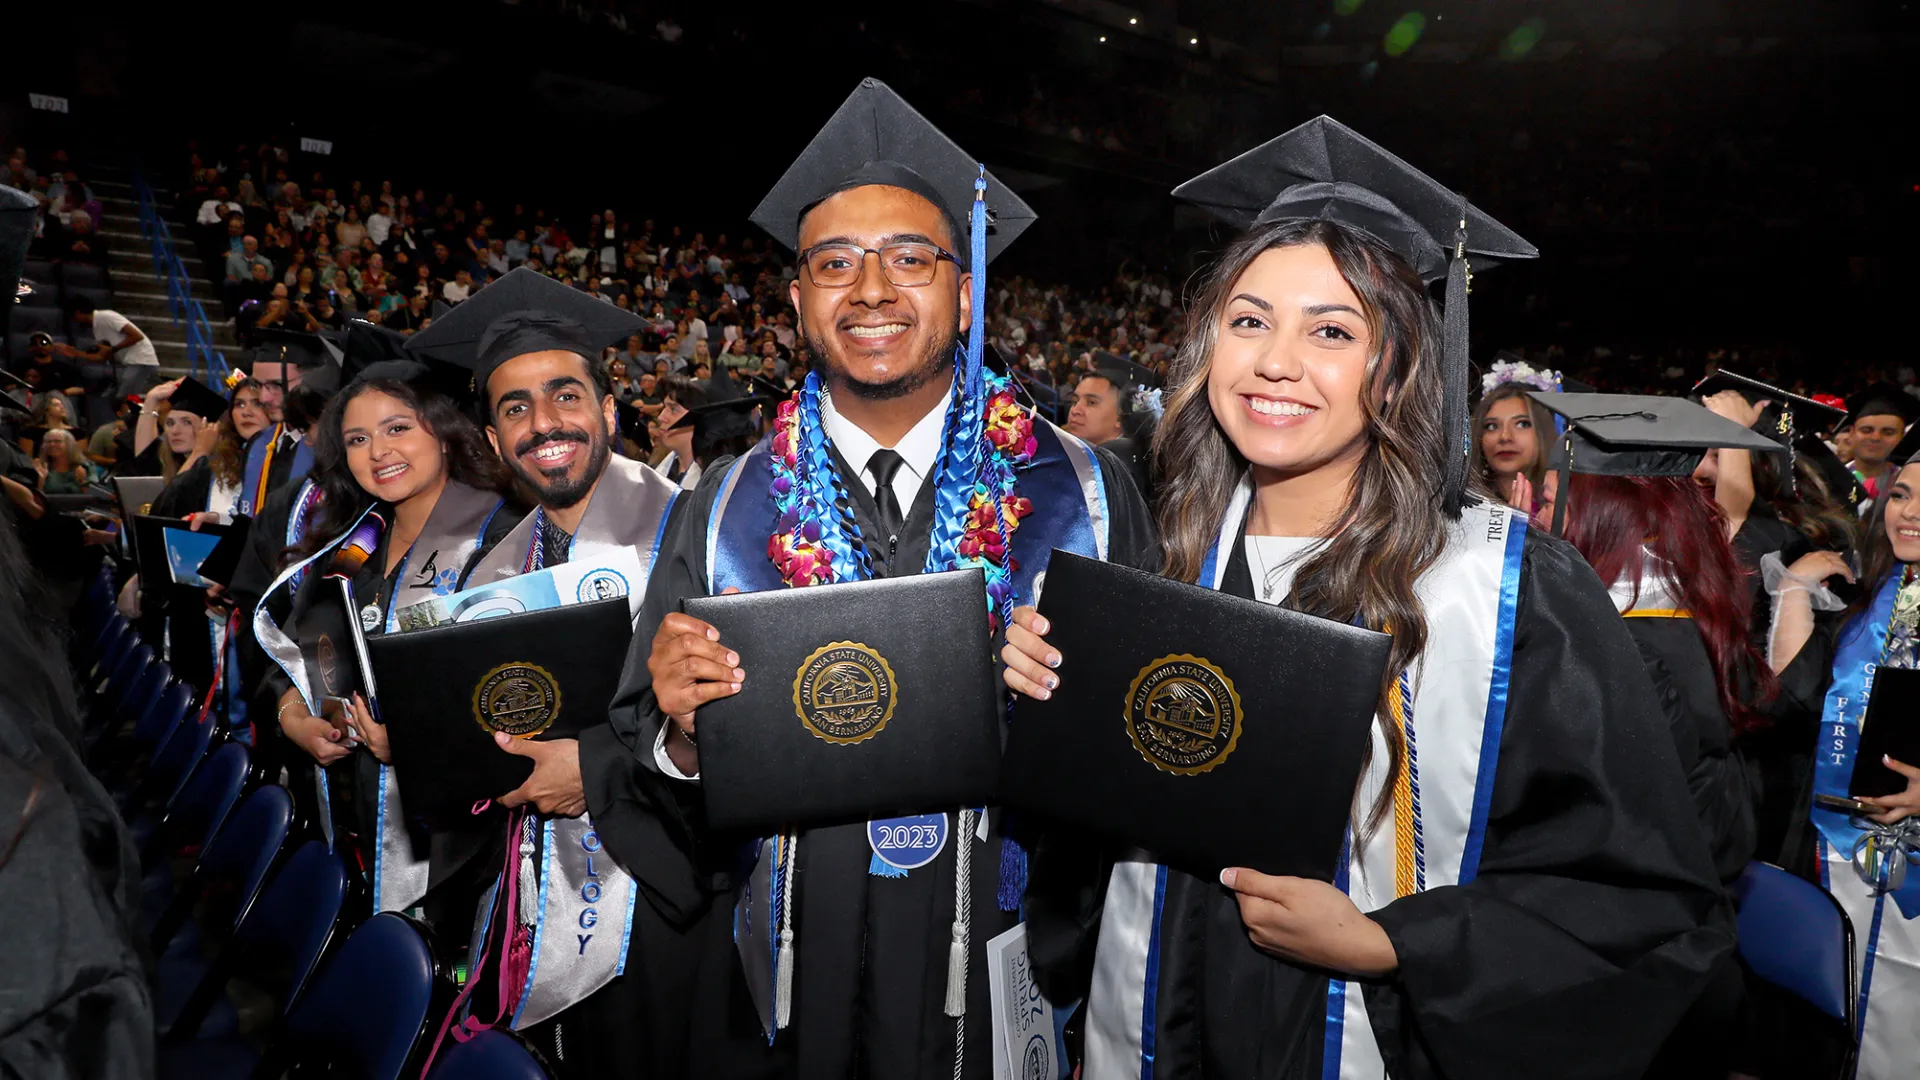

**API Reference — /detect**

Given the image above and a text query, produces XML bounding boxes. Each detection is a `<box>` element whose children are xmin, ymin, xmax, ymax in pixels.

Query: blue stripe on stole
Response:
<box><xmin>649</xmin><ymin>487</ymin><xmax>680</xmax><ymax>570</ymax></box>
<box><xmin>1139</xmin><ymin>863</ymin><xmax>1170</xmax><ymax>1080</ymax></box>
<box><xmin>1459</xmin><ymin>511</ymin><xmax>1527</xmax><ymax>884</ymax></box>
<box><xmin>1320</xmin><ymin>836</ymin><xmax>1354</xmax><ymax>1080</ymax></box>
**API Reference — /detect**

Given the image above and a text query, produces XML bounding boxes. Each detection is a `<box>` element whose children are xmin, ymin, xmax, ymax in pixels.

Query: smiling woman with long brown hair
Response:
<box><xmin>1005</xmin><ymin>117</ymin><xmax>1731</xmax><ymax>1079</ymax></box>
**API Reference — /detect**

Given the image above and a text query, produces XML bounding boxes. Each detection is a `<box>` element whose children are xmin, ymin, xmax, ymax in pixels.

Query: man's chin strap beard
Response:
<box><xmin>518</xmin><ymin>431</ymin><xmax>609</xmax><ymax>512</ymax></box>
<box><xmin>803</xmin><ymin>321</ymin><xmax>960</xmax><ymax>401</ymax></box>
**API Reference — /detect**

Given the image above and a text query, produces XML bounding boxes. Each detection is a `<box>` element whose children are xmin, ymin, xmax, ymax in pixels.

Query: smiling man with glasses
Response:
<box><xmin>596</xmin><ymin>78</ymin><xmax>1157</xmax><ymax>1079</ymax></box>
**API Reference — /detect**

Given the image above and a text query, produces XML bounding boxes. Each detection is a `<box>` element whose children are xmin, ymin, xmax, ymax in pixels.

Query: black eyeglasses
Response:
<box><xmin>798</xmin><ymin>242</ymin><xmax>960</xmax><ymax>288</ymax></box>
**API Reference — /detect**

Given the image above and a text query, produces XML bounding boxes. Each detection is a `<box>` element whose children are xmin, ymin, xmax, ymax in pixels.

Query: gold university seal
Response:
<box><xmin>793</xmin><ymin>641</ymin><xmax>898</xmax><ymax>745</ymax></box>
<box><xmin>1124</xmin><ymin>654</ymin><xmax>1242</xmax><ymax>775</ymax></box>
<box><xmin>472</xmin><ymin>662</ymin><xmax>563</xmax><ymax>738</ymax></box>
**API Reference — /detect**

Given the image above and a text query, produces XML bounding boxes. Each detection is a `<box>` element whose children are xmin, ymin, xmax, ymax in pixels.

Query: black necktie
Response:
<box><xmin>868</xmin><ymin>449</ymin><xmax>906</xmax><ymax>543</ymax></box>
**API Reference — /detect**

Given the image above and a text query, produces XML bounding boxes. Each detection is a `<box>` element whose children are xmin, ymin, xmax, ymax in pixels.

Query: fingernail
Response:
<box><xmin>732</xmin><ymin>668</ymin><xmax>745</xmax><ymax>681</ymax></box>
<box><xmin>1035</xmin><ymin>616</ymin><xmax>1050</xmax><ymax>634</ymax></box>
<box><xmin>1045</xmin><ymin>675</ymin><xmax>1057</xmax><ymax>690</ymax></box>
<box><xmin>726</xmin><ymin>651</ymin><xmax>739</xmax><ymax>666</ymax></box>
<box><xmin>730</xmin><ymin>682</ymin><xmax>741</xmax><ymax>692</ymax></box>
<box><xmin>707</xmin><ymin>628</ymin><xmax>720</xmax><ymax>640</ymax></box>
<box><xmin>1047</xmin><ymin>654</ymin><xmax>1061</xmax><ymax>669</ymax></box>
<box><xmin>1219</xmin><ymin>868</ymin><xmax>1237</xmax><ymax>888</ymax></box>
<box><xmin>1036</xmin><ymin>687</ymin><xmax>1051</xmax><ymax>700</ymax></box>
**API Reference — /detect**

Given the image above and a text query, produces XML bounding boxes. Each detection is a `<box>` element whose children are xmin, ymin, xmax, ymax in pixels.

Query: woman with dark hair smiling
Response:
<box><xmin>253</xmin><ymin>362</ymin><xmax>520</xmax><ymax>915</ymax></box>
<box><xmin>1005</xmin><ymin>118</ymin><xmax>1730</xmax><ymax>1078</ymax></box>
<box><xmin>1757</xmin><ymin>440</ymin><xmax>1920</xmax><ymax>1077</ymax></box>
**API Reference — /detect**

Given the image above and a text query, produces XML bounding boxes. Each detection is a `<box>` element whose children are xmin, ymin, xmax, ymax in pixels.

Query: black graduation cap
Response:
<box><xmin>671</xmin><ymin>395</ymin><xmax>774</xmax><ymax>458</ymax></box>
<box><xmin>1091</xmin><ymin>351</ymin><xmax>1163</xmax><ymax>391</ymax></box>
<box><xmin>252</xmin><ymin>326</ymin><xmax>345</xmax><ymax>396</ymax></box>
<box><xmin>342</xmin><ymin>318</ymin><xmax>409</xmax><ymax>379</ymax></box>
<box><xmin>1895</xmin><ymin>423</ymin><xmax>1920</xmax><ymax>469</ymax></box>
<box><xmin>403</xmin><ymin>267</ymin><xmax>645</xmax><ymax>397</ymax></box>
<box><xmin>1529</xmin><ymin>391</ymin><xmax>1784</xmax><ymax>535</ymax></box>
<box><xmin>1173</xmin><ymin>116</ymin><xmax>1537</xmax><ymax>516</ymax></box>
<box><xmin>1842</xmin><ymin>382</ymin><xmax>1920</xmax><ymax>430</ymax></box>
<box><xmin>743</xmin><ymin>372</ymin><xmax>792</xmax><ymax>401</ymax></box>
<box><xmin>167</xmin><ymin>377</ymin><xmax>232</xmax><ymax>423</ymax></box>
<box><xmin>1691</xmin><ymin>369</ymin><xmax>1848</xmax><ymax>443</ymax></box>
<box><xmin>748</xmin><ymin>78</ymin><xmax>1037</xmax><ymax>266</ymax></box>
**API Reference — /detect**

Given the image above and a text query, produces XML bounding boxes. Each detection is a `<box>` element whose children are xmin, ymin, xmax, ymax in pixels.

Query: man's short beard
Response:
<box><xmin>511</xmin><ymin>427</ymin><xmax>610</xmax><ymax>511</ymax></box>
<box><xmin>799</xmin><ymin>317</ymin><xmax>960</xmax><ymax>401</ymax></box>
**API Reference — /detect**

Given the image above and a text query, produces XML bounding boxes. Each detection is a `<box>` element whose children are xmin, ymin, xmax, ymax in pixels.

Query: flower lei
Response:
<box><xmin>1888</xmin><ymin>564</ymin><xmax>1920</xmax><ymax>669</ymax></box>
<box><xmin>1480</xmin><ymin>357</ymin><xmax>1563</xmax><ymax>395</ymax></box>
<box><xmin>767</xmin><ymin>364</ymin><xmax>1036</xmax><ymax>632</ymax></box>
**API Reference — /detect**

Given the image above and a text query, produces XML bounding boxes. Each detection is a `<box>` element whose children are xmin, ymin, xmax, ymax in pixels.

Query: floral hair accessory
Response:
<box><xmin>1480</xmin><ymin>356</ymin><xmax>1563</xmax><ymax>396</ymax></box>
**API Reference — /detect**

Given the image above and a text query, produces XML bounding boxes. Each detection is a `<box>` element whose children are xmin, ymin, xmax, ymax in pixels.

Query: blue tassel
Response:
<box><xmin>869</xmin><ymin>852</ymin><xmax>909</xmax><ymax>878</ymax></box>
<box><xmin>998</xmin><ymin>833</ymin><xmax>1027</xmax><ymax>912</ymax></box>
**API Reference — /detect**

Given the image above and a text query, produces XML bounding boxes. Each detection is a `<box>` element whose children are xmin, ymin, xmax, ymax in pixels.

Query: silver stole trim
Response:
<box><xmin>466</xmin><ymin>461</ymin><xmax>675</xmax><ymax>1023</ymax></box>
<box><xmin>1052</xmin><ymin>423</ymin><xmax>1111</xmax><ymax>562</ymax></box>
<box><xmin>511</xmin><ymin>817</ymin><xmax>638</xmax><ymax>1029</ymax></box>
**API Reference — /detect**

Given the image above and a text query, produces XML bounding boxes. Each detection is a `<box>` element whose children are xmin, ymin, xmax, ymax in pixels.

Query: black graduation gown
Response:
<box><xmin>271</xmin><ymin>499</ymin><xmax>521</xmax><ymax>930</ymax></box>
<box><xmin>587</xmin><ymin>440</ymin><xmax>1156</xmax><ymax>1080</ymax></box>
<box><xmin>1730</xmin><ymin>514</ymin><xmax>1809</xmax><ymax>660</ymax></box>
<box><xmin>1025</xmin><ymin>531</ymin><xmax>1734</xmax><ymax>1080</ymax></box>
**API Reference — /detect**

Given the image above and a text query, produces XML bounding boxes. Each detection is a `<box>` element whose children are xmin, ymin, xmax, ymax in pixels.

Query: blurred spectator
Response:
<box><xmin>67</xmin><ymin>301</ymin><xmax>160</xmax><ymax>399</ymax></box>
<box><xmin>34</xmin><ymin>428</ymin><xmax>91</xmax><ymax>493</ymax></box>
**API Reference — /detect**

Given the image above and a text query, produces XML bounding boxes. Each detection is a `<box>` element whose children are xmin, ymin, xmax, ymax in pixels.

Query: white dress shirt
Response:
<box><xmin>653</xmin><ymin>385</ymin><xmax>954</xmax><ymax>779</ymax></box>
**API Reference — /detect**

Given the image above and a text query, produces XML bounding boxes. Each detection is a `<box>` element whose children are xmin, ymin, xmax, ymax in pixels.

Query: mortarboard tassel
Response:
<box><xmin>1440</xmin><ymin>201</ymin><xmax>1472</xmax><ymax>518</ymax></box>
<box><xmin>966</xmin><ymin>169</ymin><xmax>988</xmax><ymax>396</ymax></box>
<box><xmin>946</xmin><ymin>808</ymin><xmax>974</xmax><ymax>1019</ymax></box>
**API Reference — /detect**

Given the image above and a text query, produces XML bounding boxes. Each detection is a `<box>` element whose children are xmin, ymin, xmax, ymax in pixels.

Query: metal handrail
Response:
<box><xmin>131</xmin><ymin>168</ymin><xmax>229</xmax><ymax>383</ymax></box>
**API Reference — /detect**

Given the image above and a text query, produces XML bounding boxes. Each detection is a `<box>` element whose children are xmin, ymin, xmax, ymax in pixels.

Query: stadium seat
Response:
<box><xmin>133</xmin><ymin>679</ymin><xmax>195</xmax><ymax>749</ymax></box>
<box><xmin>21</xmin><ymin>257</ymin><xmax>54</xmax><ymax>286</ymax></box>
<box><xmin>11</xmin><ymin>304</ymin><xmax>65</xmax><ymax>337</ymax></box>
<box><xmin>65</xmin><ymin>284</ymin><xmax>112</xmax><ymax>311</ymax></box>
<box><xmin>265</xmin><ymin>913</ymin><xmax>442</xmax><ymax>1080</ymax></box>
<box><xmin>427</xmin><ymin>1029</ymin><xmax>554</xmax><ymax>1080</ymax></box>
<box><xmin>160</xmin><ymin>840</ymin><xmax>349</xmax><ymax>1048</ymax></box>
<box><xmin>134</xmin><ymin>709</ymin><xmax>217</xmax><ymax>813</ymax></box>
<box><xmin>59</xmin><ymin>261</ymin><xmax>109</xmax><ymax>290</ymax></box>
<box><xmin>138</xmin><ymin>740</ymin><xmax>249</xmax><ymax>870</ymax></box>
<box><xmin>148</xmin><ymin>784</ymin><xmax>293</xmax><ymax>955</ymax></box>
<box><xmin>1733</xmin><ymin>861</ymin><xmax>1858</xmax><ymax>1078</ymax></box>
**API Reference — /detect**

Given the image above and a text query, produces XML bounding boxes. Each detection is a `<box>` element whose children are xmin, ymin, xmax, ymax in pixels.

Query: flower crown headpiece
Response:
<box><xmin>1481</xmin><ymin>357</ymin><xmax>1563</xmax><ymax>396</ymax></box>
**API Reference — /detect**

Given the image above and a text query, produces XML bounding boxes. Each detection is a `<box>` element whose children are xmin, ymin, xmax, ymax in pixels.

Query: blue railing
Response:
<box><xmin>131</xmin><ymin>167</ymin><xmax>229</xmax><ymax>384</ymax></box>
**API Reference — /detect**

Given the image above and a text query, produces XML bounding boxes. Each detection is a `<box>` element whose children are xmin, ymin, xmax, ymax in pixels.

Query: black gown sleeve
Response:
<box><xmin>149</xmin><ymin>459</ymin><xmax>212</xmax><ymax>519</ymax></box>
<box><xmin>1089</xmin><ymin>441</ymin><xmax>1159</xmax><ymax>572</ymax></box>
<box><xmin>1363</xmin><ymin>534</ymin><xmax>1735</xmax><ymax>1080</ymax></box>
<box><xmin>584</xmin><ymin>462</ymin><xmax>732</xmax><ymax>927</ymax></box>
<box><xmin>230</xmin><ymin>483</ymin><xmax>301</xmax><ymax>709</ymax></box>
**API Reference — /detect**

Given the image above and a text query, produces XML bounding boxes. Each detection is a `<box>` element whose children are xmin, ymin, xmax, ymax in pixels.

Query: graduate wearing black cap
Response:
<box><xmin>402</xmin><ymin>267</ymin><xmax>686</xmax><ymax>1073</ymax></box>
<box><xmin>1839</xmin><ymin>382</ymin><xmax>1920</xmax><ymax>510</ymax></box>
<box><xmin>604</xmin><ymin>78</ymin><xmax>1156</xmax><ymax>1080</ymax></box>
<box><xmin>1003</xmin><ymin>117</ymin><xmax>1732</xmax><ymax>1079</ymax></box>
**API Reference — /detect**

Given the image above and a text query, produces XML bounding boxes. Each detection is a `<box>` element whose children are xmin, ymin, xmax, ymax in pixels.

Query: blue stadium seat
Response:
<box><xmin>21</xmin><ymin>258</ymin><xmax>54</xmax><ymax>286</ymax></box>
<box><xmin>427</xmin><ymin>1029</ymin><xmax>553</xmax><ymax>1080</ymax></box>
<box><xmin>1733</xmin><ymin>861</ymin><xmax>1858</xmax><ymax>1077</ymax></box>
<box><xmin>273</xmin><ymin>913</ymin><xmax>441</xmax><ymax>1080</ymax></box>
<box><xmin>138</xmin><ymin>712</ymin><xmax>217</xmax><ymax>812</ymax></box>
<box><xmin>138</xmin><ymin>741</ymin><xmax>248</xmax><ymax>868</ymax></box>
<box><xmin>148</xmin><ymin>784</ymin><xmax>293</xmax><ymax>955</ymax></box>
<box><xmin>160</xmin><ymin>840</ymin><xmax>349</xmax><ymax>1048</ymax></box>
<box><xmin>17</xmin><ymin>282</ymin><xmax>61</xmax><ymax>308</ymax></box>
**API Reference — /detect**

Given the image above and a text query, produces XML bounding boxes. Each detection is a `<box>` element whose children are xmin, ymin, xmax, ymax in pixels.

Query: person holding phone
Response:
<box><xmin>1002</xmin><ymin>117</ymin><xmax>1730</xmax><ymax>1079</ymax></box>
<box><xmin>1758</xmin><ymin>439</ymin><xmax>1920</xmax><ymax>1077</ymax></box>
